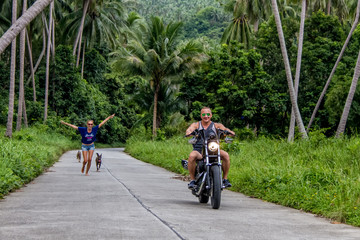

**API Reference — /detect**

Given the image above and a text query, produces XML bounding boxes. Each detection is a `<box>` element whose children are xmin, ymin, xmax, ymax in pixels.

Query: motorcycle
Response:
<box><xmin>182</xmin><ymin>128</ymin><xmax>233</xmax><ymax>209</ymax></box>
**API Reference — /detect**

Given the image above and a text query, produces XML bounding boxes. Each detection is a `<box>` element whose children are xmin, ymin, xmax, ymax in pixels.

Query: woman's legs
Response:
<box><xmin>81</xmin><ymin>144</ymin><xmax>95</xmax><ymax>175</ymax></box>
<box><xmin>81</xmin><ymin>151</ymin><xmax>88</xmax><ymax>173</ymax></box>
<box><xmin>85</xmin><ymin>150</ymin><xmax>94</xmax><ymax>175</ymax></box>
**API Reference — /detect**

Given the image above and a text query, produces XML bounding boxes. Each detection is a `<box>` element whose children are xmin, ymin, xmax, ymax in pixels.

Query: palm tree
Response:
<box><xmin>271</xmin><ymin>0</ymin><xmax>308</xmax><ymax>139</ymax></box>
<box><xmin>112</xmin><ymin>16</ymin><xmax>207</xmax><ymax>137</ymax></box>
<box><xmin>26</xmin><ymin>30</ymin><xmax>37</xmax><ymax>101</ymax></box>
<box><xmin>60</xmin><ymin>0</ymin><xmax>126</xmax><ymax>71</ymax></box>
<box><xmin>44</xmin><ymin>1</ymin><xmax>54</xmax><ymax>122</ymax></box>
<box><xmin>5</xmin><ymin>0</ymin><xmax>17</xmax><ymax>138</ymax></box>
<box><xmin>307</xmin><ymin>0</ymin><xmax>360</xmax><ymax>132</ymax></box>
<box><xmin>72</xmin><ymin>0</ymin><xmax>90</xmax><ymax>66</ymax></box>
<box><xmin>246</xmin><ymin>0</ymin><xmax>271</xmax><ymax>32</ymax></box>
<box><xmin>0</xmin><ymin>0</ymin><xmax>54</xmax><ymax>55</ymax></box>
<box><xmin>336</xmin><ymin>49</ymin><xmax>360</xmax><ymax>137</ymax></box>
<box><xmin>16</xmin><ymin>0</ymin><xmax>28</xmax><ymax>131</ymax></box>
<box><xmin>121</xmin><ymin>11</ymin><xmax>147</xmax><ymax>44</ymax></box>
<box><xmin>310</xmin><ymin>0</ymin><xmax>348</xmax><ymax>21</ymax></box>
<box><xmin>221</xmin><ymin>0</ymin><xmax>252</xmax><ymax>48</ymax></box>
<box><xmin>131</xmin><ymin>80</ymin><xmax>183</xmax><ymax>130</ymax></box>
<box><xmin>288</xmin><ymin>0</ymin><xmax>307</xmax><ymax>141</ymax></box>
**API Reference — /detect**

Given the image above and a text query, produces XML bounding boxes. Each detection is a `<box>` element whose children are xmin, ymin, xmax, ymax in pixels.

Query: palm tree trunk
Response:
<box><xmin>0</xmin><ymin>0</ymin><xmax>54</xmax><ymax>55</ymax></box>
<box><xmin>152</xmin><ymin>82</ymin><xmax>160</xmax><ymax>139</ymax></box>
<box><xmin>51</xmin><ymin>18</ymin><xmax>55</xmax><ymax>58</ymax></box>
<box><xmin>26</xmin><ymin>16</ymin><xmax>47</xmax><ymax>88</ymax></box>
<box><xmin>253</xmin><ymin>19</ymin><xmax>259</xmax><ymax>33</ymax></box>
<box><xmin>271</xmin><ymin>0</ymin><xmax>308</xmax><ymax>139</ymax></box>
<box><xmin>81</xmin><ymin>37</ymin><xmax>86</xmax><ymax>79</ymax></box>
<box><xmin>23</xmin><ymin>99</ymin><xmax>28</xmax><ymax>127</ymax></box>
<box><xmin>26</xmin><ymin>31</ymin><xmax>36</xmax><ymax>101</ymax></box>
<box><xmin>288</xmin><ymin>0</ymin><xmax>306</xmax><ymax>141</ymax></box>
<box><xmin>16</xmin><ymin>0</ymin><xmax>28</xmax><ymax>131</ymax></box>
<box><xmin>335</xmin><ymin>49</ymin><xmax>360</xmax><ymax>137</ymax></box>
<box><xmin>5</xmin><ymin>0</ymin><xmax>18</xmax><ymax>138</ymax></box>
<box><xmin>44</xmin><ymin>1</ymin><xmax>53</xmax><ymax>122</ymax></box>
<box><xmin>73</xmin><ymin>0</ymin><xmax>90</xmax><ymax>64</ymax></box>
<box><xmin>307</xmin><ymin>0</ymin><xmax>360</xmax><ymax>132</ymax></box>
<box><xmin>327</xmin><ymin>0</ymin><xmax>332</xmax><ymax>15</ymax></box>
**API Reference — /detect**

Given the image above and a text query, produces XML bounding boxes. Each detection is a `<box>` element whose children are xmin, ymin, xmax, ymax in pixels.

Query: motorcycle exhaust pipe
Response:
<box><xmin>196</xmin><ymin>172</ymin><xmax>207</xmax><ymax>196</ymax></box>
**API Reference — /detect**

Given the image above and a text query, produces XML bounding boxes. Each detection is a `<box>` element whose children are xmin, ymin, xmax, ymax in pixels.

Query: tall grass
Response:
<box><xmin>125</xmin><ymin>132</ymin><xmax>360</xmax><ymax>226</ymax></box>
<box><xmin>0</xmin><ymin>125</ymin><xmax>78</xmax><ymax>198</ymax></box>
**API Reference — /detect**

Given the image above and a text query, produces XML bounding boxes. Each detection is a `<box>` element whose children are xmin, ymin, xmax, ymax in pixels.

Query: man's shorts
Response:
<box><xmin>82</xmin><ymin>144</ymin><xmax>95</xmax><ymax>151</ymax></box>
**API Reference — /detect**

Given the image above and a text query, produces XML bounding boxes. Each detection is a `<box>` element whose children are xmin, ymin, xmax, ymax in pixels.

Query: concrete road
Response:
<box><xmin>1</xmin><ymin>148</ymin><xmax>360</xmax><ymax>240</ymax></box>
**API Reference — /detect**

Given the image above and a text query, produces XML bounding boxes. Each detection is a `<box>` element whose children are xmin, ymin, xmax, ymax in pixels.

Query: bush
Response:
<box><xmin>0</xmin><ymin>126</ymin><xmax>77</xmax><ymax>198</ymax></box>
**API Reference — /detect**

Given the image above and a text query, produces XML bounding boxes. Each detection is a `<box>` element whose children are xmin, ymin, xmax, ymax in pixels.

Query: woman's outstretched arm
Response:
<box><xmin>60</xmin><ymin>120</ymin><xmax>78</xmax><ymax>130</ymax></box>
<box><xmin>99</xmin><ymin>114</ymin><xmax>115</xmax><ymax>128</ymax></box>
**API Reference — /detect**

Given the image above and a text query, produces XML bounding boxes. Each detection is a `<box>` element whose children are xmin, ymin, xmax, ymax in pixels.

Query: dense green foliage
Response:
<box><xmin>1</xmin><ymin>1</ymin><xmax>360</xmax><ymax>139</ymax></box>
<box><xmin>1</xmin><ymin>44</ymin><xmax>137</xmax><ymax>143</ymax></box>
<box><xmin>126</xmin><ymin>134</ymin><xmax>360</xmax><ymax>226</ymax></box>
<box><xmin>254</xmin><ymin>11</ymin><xmax>360</xmax><ymax>135</ymax></box>
<box><xmin>180</xmin><ymin>42</ymin><xmax>285</xmax><ymax>136</ymax></box>
<box><xmin>0</xmin><ymin>125</ymin><xmax>78</xmax><ymax>198</ymax></box>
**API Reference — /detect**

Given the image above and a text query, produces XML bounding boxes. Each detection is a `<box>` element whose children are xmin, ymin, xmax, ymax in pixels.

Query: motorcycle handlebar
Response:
<box><xmin>184</xmin><ymin>129</ymin><xmax>199</xmax><ymax>138</ymax></box>
<box><xmin>217</xmin><ymin>128</ymin><xmax>236</xmax><ymax>137</ymax></box>
<box><xmin>184</xmin><ymin>129</ymin><xmax>235</xmax><ymax>138</ymax></box>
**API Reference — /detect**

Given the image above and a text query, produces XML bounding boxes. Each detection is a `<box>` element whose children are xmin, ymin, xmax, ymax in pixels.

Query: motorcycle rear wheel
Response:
<box><xmin>210</xmin><ymin>165</ymin><xmax>222</xmax><ymax>209</ymax></box>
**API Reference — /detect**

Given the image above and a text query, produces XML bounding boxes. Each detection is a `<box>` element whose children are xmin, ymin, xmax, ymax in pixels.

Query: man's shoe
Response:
<box><xmin>188</xmin><ymin>180</ymin><xmax>196</xmax><ymax>189</ymax></box>
<box><xmin>223</xmin><ymin>179</ymin><xmax>232</xmax><ymax>188</ymax></box>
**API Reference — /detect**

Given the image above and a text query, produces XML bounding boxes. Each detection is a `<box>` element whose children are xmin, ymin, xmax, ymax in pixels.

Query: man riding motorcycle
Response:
<box><xmin>185</xmin><ymin>107</ymin><xmax>235</xmax><ymax>190</ymax></box>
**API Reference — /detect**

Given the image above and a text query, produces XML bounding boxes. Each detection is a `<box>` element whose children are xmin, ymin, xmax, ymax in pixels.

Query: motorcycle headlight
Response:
<box><xmin>208</xmin><ymin>142</ymin><xmax>219</xmax><ymax>152</ymax></box>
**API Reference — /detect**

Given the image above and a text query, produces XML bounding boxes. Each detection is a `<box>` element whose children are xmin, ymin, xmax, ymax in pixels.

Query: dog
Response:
<box><xmin>76</xmin><ymin>151</ymin><xmax>81</xmax><ymax>162</ymax></box>
<box><xmin>95</xmin><ymin>153</ymin><xmax>102</xmax><ymax>171</ymax></box>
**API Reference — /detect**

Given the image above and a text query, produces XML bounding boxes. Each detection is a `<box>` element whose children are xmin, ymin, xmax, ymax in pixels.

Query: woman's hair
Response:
<box><xmin>87</xmin><ymin>120</ymin><xmax>94</xmax><ymax>125</ymax></box>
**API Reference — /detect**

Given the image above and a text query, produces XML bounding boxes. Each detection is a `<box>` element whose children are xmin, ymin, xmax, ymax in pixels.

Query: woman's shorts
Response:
<box><xmin>82</xmin><ymin>144</ymin><xmax>95</xmax><ymax>151</ymax></box>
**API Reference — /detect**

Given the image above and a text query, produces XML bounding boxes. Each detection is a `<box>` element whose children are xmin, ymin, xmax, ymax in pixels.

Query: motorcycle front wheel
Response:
<box><xmin>210</xmin><ymin>165</ymin><xmax>222</xmax><ymax>209</ymax></box>
<box><xmin>198</xmin><ymin>193</ymin><xmax>209</xmax><ymax>203</ymax></box>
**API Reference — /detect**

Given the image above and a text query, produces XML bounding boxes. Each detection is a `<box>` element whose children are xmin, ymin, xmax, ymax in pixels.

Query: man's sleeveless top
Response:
<box><xmin>193</xmin><ymin>121</ymin><xmax>217</xmax><ymax>153</ymax></box>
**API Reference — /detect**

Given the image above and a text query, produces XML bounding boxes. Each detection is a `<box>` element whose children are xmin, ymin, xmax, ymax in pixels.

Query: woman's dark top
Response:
<box><xmin>78</xmin><ymin>125</ymin><xmax>99</xmax><ymax>144</ymax></box>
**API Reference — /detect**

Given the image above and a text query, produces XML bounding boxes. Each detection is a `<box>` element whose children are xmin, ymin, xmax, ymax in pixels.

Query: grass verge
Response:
<box><xmin>125</xmin><ymin>134</ymin><xmax>360</xmax><ymax>227</ymax></box>
<box><xmin>0</xmin><ymin>125</ymin><xmax>78</xmax><ymax>198</ymax></box>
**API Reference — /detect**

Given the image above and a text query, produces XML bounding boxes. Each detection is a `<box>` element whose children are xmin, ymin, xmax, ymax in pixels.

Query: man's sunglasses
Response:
<box><xmin>88</xmin><ymin>123</ymin><xmax>93</xmax><ymax>126</ymax></box>
<box><xmin>202</xmin><ymin>113</ymin><xmax>211</xmax><ymax>117</ymax></box>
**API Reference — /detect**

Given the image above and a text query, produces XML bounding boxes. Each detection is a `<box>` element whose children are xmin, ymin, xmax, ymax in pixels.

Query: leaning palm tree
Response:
<box><xmin>307</xmin><ymin>0</ymin><xmax>360</xmax><ymax>132</ymax></box>
<box><xmin>72</xmin><ymin>0</ymin><xmax>90</xmax><ymax>58</ymax></box>
<box><xmin>44</xmin><ymin>1</ymin><xmax>54</xmax><ymax>122</ymax></box>
<box><xmin>336</xmin><ymin>49</ymin><xmax>360</xmax><ymax>137</ymax></box>
<box><xmin>0</xmin><ymin>0</ymin><xmax>54</xmax><ymax>55</ymax></box>
<box><xmin>111</xmin><ymin>16</ymin><xmax>207</xmax><ymax>137</ymax></box>
<box><xmin>271</xmin><ymin>0</ymin><xmax>308</xmax><ymax>139</ymax></box>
